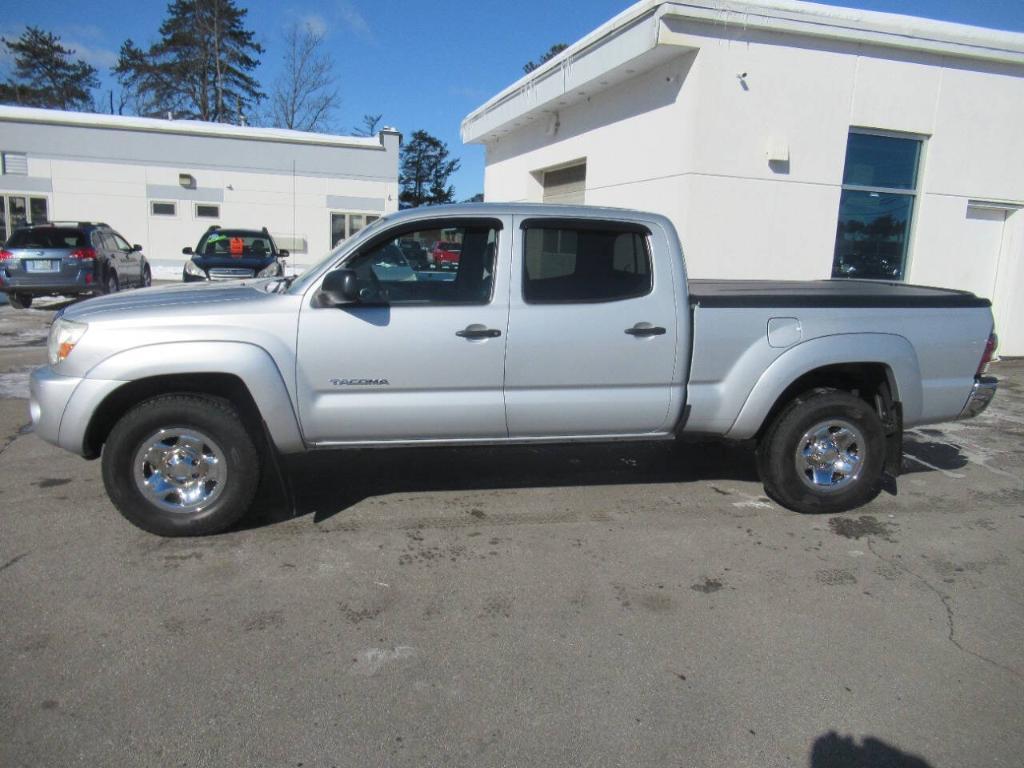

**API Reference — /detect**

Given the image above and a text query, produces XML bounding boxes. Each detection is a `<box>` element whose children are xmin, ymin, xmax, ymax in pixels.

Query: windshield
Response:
<box><xmin>287</xmin><ymin>214</ymin><xmax>390</xmax><ymax>294</ymax></box>
<box><xmin>7</xmin><ymin>228</ymin><xmax>86</xmax><ymax>248</ymax></box>
<box><xmin>198</xmin><ymin>231</ymin><xmax>274</xmax><ymax>258</ymax></box>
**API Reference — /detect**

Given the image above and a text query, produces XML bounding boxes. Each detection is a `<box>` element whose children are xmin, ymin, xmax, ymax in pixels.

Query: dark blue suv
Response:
<box><xmin>182</xmin><ymin>227</ymin><xmax>288</xmax><ymax>282</ymax></box>
<box><xmin>0</xmin><ymin>222</ymin><xmax>151</xmax><ymax>309</ymax></box>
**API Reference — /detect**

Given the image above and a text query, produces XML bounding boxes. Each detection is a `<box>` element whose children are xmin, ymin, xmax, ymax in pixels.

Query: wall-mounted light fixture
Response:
<box><xmin>178</xmin><ymin>173</ymin><xmax>196</xmax><ymax>189</ymax></box>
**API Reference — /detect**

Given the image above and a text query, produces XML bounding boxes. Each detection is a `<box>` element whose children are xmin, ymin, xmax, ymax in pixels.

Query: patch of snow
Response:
<box><xmin>349</xmin><ymin>646</ymin><xmax>415</xmax><ymax>676</ymax></box>
<box><xmin>0</xmin><ymin>367</ymin><xmax>34</xmax><ymax>399</ymax></box>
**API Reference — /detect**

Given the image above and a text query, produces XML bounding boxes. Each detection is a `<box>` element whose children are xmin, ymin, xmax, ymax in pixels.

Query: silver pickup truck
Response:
<box><xmin>29</xmin><ymin>204</ymin><xmax>998</xmax><ymax>536</ymax></box>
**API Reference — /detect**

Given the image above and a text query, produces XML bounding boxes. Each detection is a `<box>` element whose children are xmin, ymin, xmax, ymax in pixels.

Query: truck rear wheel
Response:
<box><xmin>757</xmin><ymin>389</ymin><xmax>885</xmax><ymax>514</ymax></box>
<box><xmin>101</xmin><ymin>394</ymin><xmax>260</xmax><ymax>536</ymax></box>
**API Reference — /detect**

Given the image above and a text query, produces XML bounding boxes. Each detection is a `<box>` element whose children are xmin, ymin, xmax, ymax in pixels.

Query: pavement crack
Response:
<box><xmin>0</xmin><ymin>552</ymin><xmax>28</xmax><ymax>573</ymax></box>
<box><xmin>866</xmin><ymin>538</ymin><xmax>1023</xmax><ymax>683</ymax></box>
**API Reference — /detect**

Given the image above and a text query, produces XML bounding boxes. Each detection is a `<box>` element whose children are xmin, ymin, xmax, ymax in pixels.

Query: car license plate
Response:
<box><xmin>25</xmin><ymin>260</ymin><xmax>60</xmax><ymax>273</ymax></box>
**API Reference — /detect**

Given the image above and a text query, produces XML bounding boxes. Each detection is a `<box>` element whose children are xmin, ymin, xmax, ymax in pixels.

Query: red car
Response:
<box><xmin>431</xmin><ymin>241</ymin><xmax>461</xmax><ymax>270</ymax></box>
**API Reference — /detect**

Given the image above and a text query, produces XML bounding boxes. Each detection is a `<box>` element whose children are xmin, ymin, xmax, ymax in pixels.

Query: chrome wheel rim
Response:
<box><xmin>795</xmin><ymin>419</ymin><xmax>865</xmax><ymax>493</ymax></box>
<box><xmin>133</xmin><ymin>428</ymin><xmax>226</xmax><ymax>513</ymax></box>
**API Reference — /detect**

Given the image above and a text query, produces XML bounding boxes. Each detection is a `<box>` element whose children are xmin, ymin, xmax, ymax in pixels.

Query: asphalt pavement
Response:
<box><xmin>1</xmin><ymin>298</ymin><xmax>1022</xmax><ymax>768</ymax></box>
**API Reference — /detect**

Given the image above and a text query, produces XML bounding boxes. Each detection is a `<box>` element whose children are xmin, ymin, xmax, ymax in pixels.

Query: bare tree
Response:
<box><xmin>269</xmin><ymin>21</ymin><xmax>340</xmax><ymax>132</ymax></box>
<box><xmin>352</xmin><ymin>113</ymin><xmax>382</xmax><ymax>137</ymax></box>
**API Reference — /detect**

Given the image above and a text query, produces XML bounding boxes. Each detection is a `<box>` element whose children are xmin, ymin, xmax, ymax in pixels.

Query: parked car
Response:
<box><xmin>430</xmin><ymin>240</ymin><xmax>461</xmax><ymax>269</ymax></box>
<box><xmin>182</xmin><ymin>226</ymin><xmax>288</xmax><ymax>282</ymax></box>
<box><xmin>30</xmin><ymin>203</ymin><xmax>998</xmax><ymax>537</ymax></box>
<box><xmin>0</xmin><ymin>221</ymin><xmax>150</xmax><ymax>309</ymax></box>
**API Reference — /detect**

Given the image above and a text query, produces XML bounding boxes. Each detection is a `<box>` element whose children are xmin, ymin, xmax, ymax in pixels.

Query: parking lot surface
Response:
<box><xmin>1</xmin><ymin>300</ymin><xmax>1022</xmax><ymax>768</ymax></box>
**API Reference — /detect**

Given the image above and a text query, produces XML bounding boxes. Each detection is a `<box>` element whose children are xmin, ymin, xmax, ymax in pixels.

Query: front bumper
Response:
<box><xmin>958</xmin><ymin>376</ymin><xmax>997</xmax><ymax>419</ymax></box>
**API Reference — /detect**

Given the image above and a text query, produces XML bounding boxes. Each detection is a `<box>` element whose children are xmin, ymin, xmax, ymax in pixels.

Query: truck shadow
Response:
<box><xmin>809</xmin><ymin>730</ymin><xmax>934</xmax><ymax>767</ymax></box>
<box><xmin>247</xmin><ymin>439</ymin><xmax>761</xmax><ymax>528</ymax></box>
<box><xmin>901</xmin><ymin>432</ymin><xmax>969</xmax><ymax>475</ymax></box>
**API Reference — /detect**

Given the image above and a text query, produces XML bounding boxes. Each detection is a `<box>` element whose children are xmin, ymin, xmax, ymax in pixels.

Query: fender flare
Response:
<box><xmin>725</xmin><ymin>333</ymin><xmax>922</xmax><ymax>440</ymax></box>
<box><xmin>83</xmin><ymin>341</ymin><xmax>305</xmax><ymax>453</ymax></box>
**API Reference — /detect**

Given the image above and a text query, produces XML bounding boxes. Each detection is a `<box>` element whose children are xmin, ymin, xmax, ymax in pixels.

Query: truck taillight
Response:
<box><xmin>0</xmin><ymin>249</ymin><xmax>13</xmax><ymax>261</ymax></box>
<box><xmin>977</xmin><ymin>332</ymin><xmax>998</xmax><ymax>376</ymax></box>
<box><xmin>70</xmin><ymin>247</ymin><xmax>96</xmax><ymax>261</ymax></box>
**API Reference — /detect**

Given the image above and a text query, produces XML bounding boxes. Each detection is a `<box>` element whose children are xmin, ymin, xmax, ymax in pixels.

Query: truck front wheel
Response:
<box><xmin>757</xmin><ymin>389</ymin><xmax>886</xmax><ymax>514</ymax></box>
<box><xmin>101</xmin><ymin>394</ymin><xmax>260</xmax><ymax>536</ymax></box>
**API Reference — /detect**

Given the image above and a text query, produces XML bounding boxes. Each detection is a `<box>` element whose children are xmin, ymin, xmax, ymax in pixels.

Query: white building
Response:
<box><xmin>0</xmin><ymin>106</ymin><xmax>400</xmax><ymax>276</ymax></box>
<box><xmin>462</xmin><ymin>0</ymin><xmax>1024</xmax><ymax>354</ymax></box>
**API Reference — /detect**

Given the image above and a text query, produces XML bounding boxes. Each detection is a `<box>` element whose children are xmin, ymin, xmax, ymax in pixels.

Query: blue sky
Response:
<box><xmin>2</xmin><ymin>0</ymin><xmax>1023</xmax><ymax>198</ymax></box>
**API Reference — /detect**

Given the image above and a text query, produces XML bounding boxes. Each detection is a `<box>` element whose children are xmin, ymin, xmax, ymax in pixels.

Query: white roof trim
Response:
<box><xmin>462</xmin><ymin>0</ymin><xmax>1024</xmax><ymax>145</ymax></box>
<box><xmin>0</xmin><ymin>106</ymin><xmax>391</xmax><ymax>150</ymax></box>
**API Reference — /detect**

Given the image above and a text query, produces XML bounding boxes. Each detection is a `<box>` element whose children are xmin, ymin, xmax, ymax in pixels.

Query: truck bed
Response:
<box><xmin>689</xmin><ymin>279</ymin><xmax>991</xmax><ymax>309</ymax></box>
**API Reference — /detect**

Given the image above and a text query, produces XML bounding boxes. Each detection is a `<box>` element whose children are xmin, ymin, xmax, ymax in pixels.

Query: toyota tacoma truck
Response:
<box><xmin>29</xmin><ymin>204</ymin><xmax>998</xmax><ymax>536</ymax></box>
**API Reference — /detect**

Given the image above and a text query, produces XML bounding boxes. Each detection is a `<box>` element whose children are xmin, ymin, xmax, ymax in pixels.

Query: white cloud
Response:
<box><xmin>336</xmin><ymin>1</ymin><xmax>373</xmax><ymax>41</ymax></box>
<box><xmin>300</xmin><ymin>13</ymin><xmax>328</xmax><ymax>37</ymax></box>
<box><xmin>62</xmin><ymin>39</ymin><xmax>119</xmax><ymax>70</ymax></box>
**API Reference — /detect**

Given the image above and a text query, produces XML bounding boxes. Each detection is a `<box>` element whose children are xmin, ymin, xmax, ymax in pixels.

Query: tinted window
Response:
<box><xmin>151</xmin><ymin>201</ymin><xmax>176</xmax><ymax>216</ymax></box>
<box><xmin>523</xmin><ymin>227</ymin><xmax>651</xmax><ymax>303</ymax></box>
<box><xmin>833</xmin><ymin>131</ymin><xmax>922</xmax><ymax>281</ymax></box>
<box><xmin>841</xmin><ymin>132</ymin><xmax>920</xmax><ymax>190</ymax></box>
<box><xmin>833</xmin><ymin>191</ymin><xmax>913</xmax><ymax>280</ymax></box>
<box><xmin>6</xmin><ymin>227</ymin><xmax>86</xmax><ymax>248</ymax></box>
<box><xmin>343</xmin><ymin>224</ymin><xmax>498</xmax><ymax>305</ymax></box>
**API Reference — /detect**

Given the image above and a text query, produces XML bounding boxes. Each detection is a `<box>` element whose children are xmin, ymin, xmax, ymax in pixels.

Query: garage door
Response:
<box><xmin>542</xmin><ymin>163</ymin><xmax>587</xmax><ymax>205</ymax></box>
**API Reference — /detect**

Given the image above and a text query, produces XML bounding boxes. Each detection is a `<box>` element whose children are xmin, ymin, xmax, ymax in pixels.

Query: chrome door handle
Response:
<box><xmin>456</xmin><ymin>324</ymin><xmax>501</xmax><ymax>339</ymax></box>
<box><xmin>625</xmin><ymin>323</ymin><xmax>666</xmax><ymax>337</ymax></box>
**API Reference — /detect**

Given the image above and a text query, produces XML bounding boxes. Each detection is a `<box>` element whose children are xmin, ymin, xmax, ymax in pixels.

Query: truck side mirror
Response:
<box><xmin>182</xmin><ymin>246</ymin><xmax>193</xmax><ymax>255</ymax></box>
<box><xmin>321</xmin><ymin>269</ymin><xmax>361</xmax><ymax>305</ymax></box>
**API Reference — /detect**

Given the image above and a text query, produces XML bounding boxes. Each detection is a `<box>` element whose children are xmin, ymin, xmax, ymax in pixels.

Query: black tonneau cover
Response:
<box><xmin>688</xmin><ymin>279</ymin><xmax>991</xmax><ymax>309</ymax></box>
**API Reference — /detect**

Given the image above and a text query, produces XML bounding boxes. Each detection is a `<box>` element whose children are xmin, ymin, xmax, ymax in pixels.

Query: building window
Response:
<box><xmin>195</xmin><ymin>203</ymin><xmax>220</xmax><ymax>218</ymax></box>
<box><xmin>2</xmin><ymin>152</ymin><xmax>28</xmax><ymax>175</ymax></box>
<box><xmin>30</xmin><ymin>197</ymin><xmax>48</xmax><ymax>223</ymax></box>
<box><xmin>0</xmin><ymin>195</ymin><xmax>47</xmax><ymax>242</ymax></box>
<box><xmin>542</xmin><ymin>162</ymin><xmax>587</xmax><ymax>204</ymax></box>
<box><xmin>151</xmin><ymin>201</ymin><xmax>177</xmax><ymax>216</ymax></box>
<box><xmin>832</xmin><ymin>130</ymin><xmax>922</xmax><ymax>281</ymax></box>
<box><xmin>331</xmin><ymin>212</ymin><xmax>381</xmax><ymax>247</ymax></box>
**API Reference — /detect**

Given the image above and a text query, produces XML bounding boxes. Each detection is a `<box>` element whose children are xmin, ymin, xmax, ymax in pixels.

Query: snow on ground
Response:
<box><xmin>0</xmin><ymin>367</ymin><xmax>34</xmax><ymax>399</ymax></box>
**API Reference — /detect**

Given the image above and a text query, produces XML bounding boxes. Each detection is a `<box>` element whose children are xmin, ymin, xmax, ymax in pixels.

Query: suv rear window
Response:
<box><xmin>6</xmin><ymin>228</ymin><xmax>87</xmax><ymax>249</ymax></box>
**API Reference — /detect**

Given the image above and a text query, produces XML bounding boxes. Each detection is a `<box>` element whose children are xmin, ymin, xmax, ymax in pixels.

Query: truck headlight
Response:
<box><xmin>184</xmin><ymin>259</ymin><xmax>206</xmax><ymax>278</ymax></box>
<box><xmin>48</xmin><ymin>318</ymin><xmax>88</xmax><ymax>366</ymax></box>
<box><xmin>257</xmin><ymin>261</ymin><xmax>282</xmax><ymax>278</ymax></box>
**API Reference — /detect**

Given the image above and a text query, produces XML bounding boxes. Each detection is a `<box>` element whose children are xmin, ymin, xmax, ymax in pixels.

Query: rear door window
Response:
<box><xmin>522</xmin><ymin>224</ymin><xmax>651</xmax><ymax>303</ymax></box>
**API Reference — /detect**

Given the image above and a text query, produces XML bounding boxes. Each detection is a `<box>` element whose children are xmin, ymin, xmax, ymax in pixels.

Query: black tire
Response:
<box><xmin>105</xmin><ymin>271</ymin><xmax>119</xmax><ymax>294</ymax></box>
<box><xmin>101</xmin><ymin>394</ymin><xmax>261</xmax><ymax>536</ymax></box>
<box><xmin>141</xmin><ymin>264</ymin><xmax>152</xmax><ymax>288</ymax></box>
<box><xmin>757</xmin><ymin>388</ymin><xmax>886</xmax><ymax>515</ymax></box>
<box><xmin>9</xmin><ymin>292</ymin><xmax>32</xmax><ymax>309</ymax></box>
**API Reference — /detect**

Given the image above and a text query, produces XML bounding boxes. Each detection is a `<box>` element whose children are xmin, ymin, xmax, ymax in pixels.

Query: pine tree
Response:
<box><xmin>115</xmin><ymin>0</ymin><xmax>264</xmax><ymax>122</ymax></box>
<box><xmin>399</xmin><ymin>130</ymin><xmax>461</xmax><ymax>209</ymax></box>
<box><xmin>0</xmin><ymin>27</ymin><xmax>99</xmax><ymax>111</ymax></box>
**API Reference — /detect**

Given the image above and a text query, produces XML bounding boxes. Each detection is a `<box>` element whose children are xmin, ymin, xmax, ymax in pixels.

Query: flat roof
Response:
<box><xmin>462</xmin><ymin>0</ymin><xmax>1024</xmax><ymax>144</ymax></box>
<box><xmin>0</xmin><ymin>106</ymin><xmax>394</xmax><ymax>150</ymax></box>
